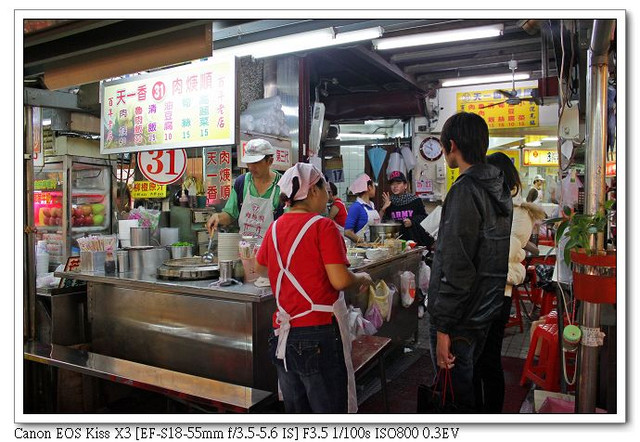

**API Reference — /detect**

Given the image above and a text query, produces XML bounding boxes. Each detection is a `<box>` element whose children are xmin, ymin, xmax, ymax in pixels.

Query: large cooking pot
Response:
<box><xmin>369</xmin><ymin>222</ymin><xmax>402</xmax><ymax>242</ymax></box>
<box><xmin>128</xmin><ymin>246</ymin><xmax>169</xmax><ymax>272</ymax></box>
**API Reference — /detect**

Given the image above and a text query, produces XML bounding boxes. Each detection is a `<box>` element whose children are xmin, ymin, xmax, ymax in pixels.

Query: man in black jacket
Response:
<box><xmin>426</xmin><ymin>112</ymin><xmax>513</xmax><ymax>411</ymax></box>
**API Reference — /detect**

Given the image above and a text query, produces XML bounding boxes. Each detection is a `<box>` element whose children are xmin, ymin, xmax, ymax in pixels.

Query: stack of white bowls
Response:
<box><xmin>217</xmin><ymin>233</ymin><xmax>241</xmax><ymax>261</ymax></box>
<box><xmin>118</xmin><ymin>219</ymin><xmax>139</xmax><ymax>248</ymax></box>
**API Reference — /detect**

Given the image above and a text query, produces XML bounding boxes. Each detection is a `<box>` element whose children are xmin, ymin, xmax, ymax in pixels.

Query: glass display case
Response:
<box><xmin>34</xmin><ymin>156</ymin><xmax>114</xmax><ymax>269</ymax></box>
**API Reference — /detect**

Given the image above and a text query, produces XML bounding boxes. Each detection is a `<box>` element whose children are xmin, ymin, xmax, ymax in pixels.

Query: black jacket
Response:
<box><xmin>426</xmin><ymin>163</ymin><xmax>513</xmax><ymax>334</ymax></box>
<box><xmin>382</xmin><ymin>194</ymin><xmax>434</xmax><ymax>247</ymax></box>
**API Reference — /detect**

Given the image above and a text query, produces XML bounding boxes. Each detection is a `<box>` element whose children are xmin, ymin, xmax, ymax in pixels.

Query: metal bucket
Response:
<box><xmin>128</xmin><ymin>247</ymin><xmax>169</xmax><ymax>272</ymax></box>
<box><xmin>130</xmin><ymin>227</ymin><xmax>151</xmax><ymax>247</ymax></box>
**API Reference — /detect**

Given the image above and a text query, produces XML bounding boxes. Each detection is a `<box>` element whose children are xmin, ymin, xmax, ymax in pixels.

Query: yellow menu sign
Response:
<box><xmin>457</xmin><ymin>88</ymin><xmax>539</xmax><ymax>129</ymax></box>
<box><xmin>101</xmin><ymin>57</ymin><xmax>236</xmax><ymax>154</ymax></box>
<box><xmin>131</xmin><ymin>181</ymin><xmax>167</xmax><ymax>199</ymax></box>
<box><xmin>445</xmin><ymin>150</ymin><xmax>521</xmax><ymax>192</ymax></box>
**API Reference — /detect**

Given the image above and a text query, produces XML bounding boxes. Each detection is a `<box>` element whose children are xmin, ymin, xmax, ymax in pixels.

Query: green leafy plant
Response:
<box><xmin>545</xmin><ymin>200</ymin><xmax>615</xmax><ymax>265</ymax></box>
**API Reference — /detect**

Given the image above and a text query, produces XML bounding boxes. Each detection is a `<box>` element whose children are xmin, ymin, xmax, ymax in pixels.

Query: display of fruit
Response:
<box><xmin>91</xmin><ymin>203</ymin><xmax>105</xmax><ymax>215</ymax></box>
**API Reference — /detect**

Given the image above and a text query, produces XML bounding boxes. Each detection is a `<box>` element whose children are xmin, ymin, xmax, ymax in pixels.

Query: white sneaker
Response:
<box><xmin>418</xmin><ymin>305</ymin><xmax>425</xmax><ymax>319</ymax></box>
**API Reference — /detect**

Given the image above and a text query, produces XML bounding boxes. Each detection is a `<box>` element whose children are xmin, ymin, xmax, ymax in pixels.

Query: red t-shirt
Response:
<box><xmin>256</xmin><ymin>212</ymin><xmax>349</xmax><ymax>328</ymax></box>
<box><xmin>332</xmin><ymin>198</ymin><xmax>348</xmax><ymax>228</ymax></box>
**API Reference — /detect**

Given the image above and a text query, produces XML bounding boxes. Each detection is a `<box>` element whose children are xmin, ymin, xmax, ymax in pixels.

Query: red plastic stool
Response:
<box><xmin>540</xmin><ymin>290</ymin><xmax>557</xmax><ymax>317</ymax></box>
<box><xmin>520</xmin><ymin>323</ymin><xmax>560</xmax><ymax>392</ymax></box>
<box><xmin>506</xmin><ymin>286</ymin><xmax>524</xmax><ymax>332</ymax></box>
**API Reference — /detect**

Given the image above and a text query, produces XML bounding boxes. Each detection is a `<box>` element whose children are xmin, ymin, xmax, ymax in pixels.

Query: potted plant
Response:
<box><xmin>545</xmin><ymin>200</ymin><xmax>616</xmax><ymax>304</ymax></box>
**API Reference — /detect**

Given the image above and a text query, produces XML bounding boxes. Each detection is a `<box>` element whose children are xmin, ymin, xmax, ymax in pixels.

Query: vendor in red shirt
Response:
<box><xmin>255</xmin><ymin>163</ymin><xmax>372</xmax><ymax>413</ymax></box>
<box><xmin>327</xmin><ymin>181</ymin><xmax>347</xmax><ymax>231</ymax></box>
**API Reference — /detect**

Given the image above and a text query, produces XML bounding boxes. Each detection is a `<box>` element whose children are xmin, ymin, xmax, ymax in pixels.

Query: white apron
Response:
<box><xmin>355</xmin><ymin>197</ymin><xmax>380</xmax><ymax>242</ymax></box>
<box><xmin>272</xmin><ymin>215</ymin><xmax>357</xmax><ymax>413</ymax></box>
<box><xmin>237</xmin><ymin>174</ymin><xmax>278</xmax><ymax>239</ymax></box>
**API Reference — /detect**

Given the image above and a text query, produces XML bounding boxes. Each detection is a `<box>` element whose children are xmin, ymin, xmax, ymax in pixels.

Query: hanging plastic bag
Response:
<box><xmin>347</xmin><ymin>306</ymin><xmax>377</xmax><ymax>340</ymax></box>
<box><xmin>418</xmin><ymin>261</ymin><xmax>431</xmax><ymax>292</ymax></box>
<box><xmin>364</xmin><ymin>303</ymin><xmax>383</xmax><ymax>329</ymax></box>
<box><xmin>386</xmin><ymin>151</ymin><xmax>406</xmax><ymax>179</ymax></box>
<box><xmin>400</xmin><ymin>271</ymin><xmax>417</xmax><ymax>308</ymax></box>
<box><xmin>367</xmin><ymin>280</ymin><xmax>394</xmax><ymax>322</ymax></box>
<box><xmin>400</xmin><ymin>145</ymin><xmax>417</xmax><ymax>171</ymax></box>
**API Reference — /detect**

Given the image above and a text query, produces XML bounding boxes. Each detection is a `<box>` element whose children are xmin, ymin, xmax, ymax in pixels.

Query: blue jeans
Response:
<box><xmin>269</xmin><ymin>322</ymin><xmax>347</xmax><ymax>413</ymax></box>
<box><xmin>428</xmin><ymin>319</ymin><xmax>490</xmax><ymax>411</ymax></box>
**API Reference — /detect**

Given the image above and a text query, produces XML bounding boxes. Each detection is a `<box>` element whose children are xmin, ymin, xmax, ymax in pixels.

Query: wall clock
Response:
<box><xmin>419</xmin><ymin>136</ymin><xmax>443</xmax><ymax>162</ymax></box>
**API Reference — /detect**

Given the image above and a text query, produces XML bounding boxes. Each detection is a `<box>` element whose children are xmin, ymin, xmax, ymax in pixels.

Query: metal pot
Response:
<box><xmin>369</xmin><ymin>222</ymin><xmax>402</xmax><ymax>242</ymax></box>
<box><xmin>168</xmin><ymin>245</ymin><xmax>193</xmax><ymax>259</ymax></box>
<box><xmin>128</xmin><ymin>246</ymin><xmax>169</xmax><ymax>272</ymax></box>
<box><xmin>130</xmin><ymin>227</ymin><xmax>151</xmax><ymax>247</ymax></box>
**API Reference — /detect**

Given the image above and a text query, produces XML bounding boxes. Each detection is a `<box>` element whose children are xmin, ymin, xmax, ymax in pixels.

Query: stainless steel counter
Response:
<box><xmin>52</xmin><ymin>247</ymin><xmax>424</xmax><ymax>396</ymax></box>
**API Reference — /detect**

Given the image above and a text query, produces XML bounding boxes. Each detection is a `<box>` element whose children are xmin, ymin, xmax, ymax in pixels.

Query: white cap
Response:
<box><xmin>244</xmin><ymin>138</ymin><xmax>276</xmax><ymax>164</ymax></box>
<box><xmin>534</xmin><ymin>174</ymin><xmax>546</xmax><ymax>182</ymax></box>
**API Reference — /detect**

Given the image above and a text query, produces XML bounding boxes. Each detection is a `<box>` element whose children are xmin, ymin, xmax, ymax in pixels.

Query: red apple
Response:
<box><xmin>42</xmin><ymin>207</ymin><xmax>51</xmax><ymax>217</ymax></box>
<box><xmin>83</xmin><ymin>214</ymin><xmax>93</xmax><ymax>226</ymax></box>
<box><xmin>43</xmin><ymin>216</ymin><xmax>51</xmax><ymax>226</ymax></box>
<box><xmin>73</xmin><ymin>207</ymin><xmax>82</xmax><ymax>217</ymax></box>
<box><xmin>54</xmin><ymin>217</ymin><xmax>62</xmax><ymax>226</ymax></box>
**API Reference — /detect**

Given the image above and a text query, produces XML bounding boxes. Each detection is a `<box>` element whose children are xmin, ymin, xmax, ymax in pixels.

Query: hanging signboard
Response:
<box><xmin>456</xmin><ymin>88</ymin><xmax>539</xmax><ymax>129</ymax></box>
<box><xmin>238</xmin><ymin>136</ymin><xmax>292</xmax><ymax>171</ymax></box>
<box><xmin>137</xmin><ymin>149</ymin><xmax>187</xmax><ymax>185</ymax></box>
<box><xmin>130</xmin><ymin>181</ymin><xmax>167</xmax><ymax>199</ymax></box>
<box><xmin>204</xmin><ymin>146</ymin><xmax>233</xmax><ymax>205</ymax></box>
<box><xmin>101</xmin><ymin>57</ymin><xmax>236</xmax><ymax>154</ymax></box>
<box><xmin>522</xmin><ymin>148</ymin><xmax>559</xmax><ymax>166</ymax></box>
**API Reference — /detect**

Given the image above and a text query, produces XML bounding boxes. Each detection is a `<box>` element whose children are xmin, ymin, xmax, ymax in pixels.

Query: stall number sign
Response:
<box><xmin>130</xmin><ymin>181</ymin><xmax>167</xmax><ymax>198</ymax></box>
<box><xmin>204</xmin><ymin>146</ymin><xmax>233</xmax><ymax>204</ymax></box>
<box><xmin>101</xmin><ymin>57</ymin><xmax>236</xmax><ymax>154</ymax></box>
<box><xmin>457</xmin><ymin>88</ymin><xmax>539</xmax><ymax>129</ymax></box>
<box><xmin>137</xmin><ymin>149</ymin><xmax>187</xmax><ymax>185</ymax></box>
<box><xmin>523</xmin><ymin>148</ymin><xmax>558</xmax><ymax>166</ymax></box>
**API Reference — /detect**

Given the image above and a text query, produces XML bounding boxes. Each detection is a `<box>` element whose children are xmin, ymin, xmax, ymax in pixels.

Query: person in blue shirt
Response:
<box><xmin>344</xmin><ymin>173</ymin><xmax>380</xmax><ymax>244</ymax></box>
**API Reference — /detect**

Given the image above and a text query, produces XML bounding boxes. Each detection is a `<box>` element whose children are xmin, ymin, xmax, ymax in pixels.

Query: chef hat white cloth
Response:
<box><xmin>279</xmin><ymin>163</ymin><xmax>323</xmax><ymax>201</ymax></box>
<box><xmin>349</xmin><ymin>173</ymin><xmax>372</xmax><ymax>194</ymax></box>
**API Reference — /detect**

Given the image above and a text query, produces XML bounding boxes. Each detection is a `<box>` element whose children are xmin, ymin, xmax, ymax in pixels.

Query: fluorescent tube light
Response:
<box><xmin>373</xmin><ymin>24</ymin><xmax>503</xmax><ymax>51</ymax></box>
<box><xmin>441</xmin><ymin>72</ymin><xmax>530</xmax><ymax>87</ymax></box>
<box><xmin>339</xmin><ymin>133</ymin><xmax>388</xmax><ymax>140</ymax></box>
<box><xmin>214</xmin><ymin>26</ymin><xmax>383</xmax><ymax>59</ymax></box>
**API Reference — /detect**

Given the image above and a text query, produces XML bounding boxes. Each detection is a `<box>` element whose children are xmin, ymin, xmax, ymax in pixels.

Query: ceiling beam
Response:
<box><xmin>405</xmin><ymin>50</ymin><xmax>544</xmax><ymax>75</ymax></box>
<box><xmin>42</xmin><ymin>23</ymin><xmax>213</xmax><ymax>90</ymax></box>
<box><xmin>390</xmin><ymin>36</ymin><xmax>539</xmax><ymax>64</ymax></box>
<box><xmin>349</xmin><ymin>46</ymin><xmax>425</xmax><ymax>92</ymax></box>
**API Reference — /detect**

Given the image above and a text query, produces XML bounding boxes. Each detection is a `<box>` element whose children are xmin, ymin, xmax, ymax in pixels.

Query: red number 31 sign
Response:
<box><xmin>138</xmin><ymin>149</ymin><xmax>187</xmax><ymax>185</ymax></box>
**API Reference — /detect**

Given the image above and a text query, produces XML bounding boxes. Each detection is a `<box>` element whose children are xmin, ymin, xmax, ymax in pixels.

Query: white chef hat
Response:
<box><xmin>279</xmin><ymin>163</ymin><xmax>323</xmax><ymax>201</ymax></box>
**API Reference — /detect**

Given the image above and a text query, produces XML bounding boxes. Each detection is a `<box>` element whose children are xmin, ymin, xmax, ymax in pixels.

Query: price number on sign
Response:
<box><xmin>138</xmin><ymin>149</ymin><xmax>187</xmax><ymax>185</ymax></box>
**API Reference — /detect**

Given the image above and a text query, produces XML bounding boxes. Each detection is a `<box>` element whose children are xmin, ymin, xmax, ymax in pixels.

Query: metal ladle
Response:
<box><xmin>202</xmin><ymin>229</ymin><xmax>215</xmax><ymax>263</ymax></box>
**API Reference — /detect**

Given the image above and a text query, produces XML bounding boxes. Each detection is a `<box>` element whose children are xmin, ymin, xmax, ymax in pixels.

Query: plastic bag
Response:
<box><xmin>348</xmin><ymin>306</ymin><xmax>377</xmax><ymax>340</ymax></box>
<box><xmin>364</xmin><ymin>303</ymin><xmax>384</xmax><ymax>329</ymax></box>
<box><xmin>400</xmin><ymin>271</ymin><xmax>417</xmax><ymax>308</ymax></box>
<box><xmin>368</xmin><ymin>280</ymin><xmax>393</xmax><ymax>321</ymax></box>
<box><xmin>418</xmin><ymin>261</ymin><xmax>431</xmax><ymax>292</ymax></box>
<box><xmin>400</xmin><ymin>145</ymin><xmax>417</xmax><ymax>171</ymax></box>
